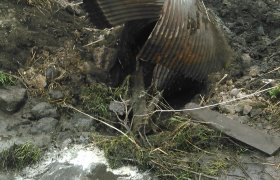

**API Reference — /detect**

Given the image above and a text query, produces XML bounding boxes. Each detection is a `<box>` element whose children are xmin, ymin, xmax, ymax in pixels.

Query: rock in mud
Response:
<box><xmin>219</xmin><ymin>105</ymin><xmax>236</xmax><ymax>114</ymax></box>
<box><xmin>89</xmin><ymin>163</ymin><xmax>116</xmax><ymax>180</ymax></box>
<box><xmin>30</xmin><ymin>117</ymin><xmax>59</xmax><ymax>134</ymax></box>
<box><xmin>230</xmin><ymin>88</ymin><xmax>240</xmax><ymax>97</ymax></box>
<box><xmin>249</xmin><ymin>65</ymin><xmax>261</xmax><ymax>77</ymax></box>
<box><xmin>71</xmin><ymin>116</ymin><xmax>94</xmax><ymax>132</ymax></box>
<box><xmin>109</xmin><ymin>101</ymin><xmax>126</xmax><ymax>116</ymax></box>
<box><xmin>89</xmin><ymin>47</ymin><xmax>118</xmax><ymax>82</ymax></box>
<box><xmin>243</xmin><ymin>105</ymin><xmax>253</xmax><ymax>115</ymax></box>
<box><xmin>45</xmin><ymin>66</ymin><xmax>60</xmax><ymax>83</ymax></box>
<box><xmin>56</xmin><ymin>132</ymin><xmax>73</xmax><ymax>148</ymax></box>
<box><xmin>250</xmin><ymin>108</ymin><xmax>262</xmax><ymax>117</ymax></box>
<box><xmin>241</xmin><ymin>53</ymin><xmax>252</xmax><ymax>67</ymax></box>
<box><xmin>0</xmin><ymin>86</ymin><xmax>27</xmax><ymax>113</ymax></box>
<box><xmin>31</xmin><ymin>102</ymin><xmax>58</xmax><ymax>120</ymax></box>
<box><xmin>61</xmin><ymin>115</ymin><xmax>94</xmax><ymax>132</ymax></box>
<box><xmin>49</xmin><ymin>90</ymin><xmax>64</xmax><ymax>100</ymax></box>
<box><xmin>40</xmin><ymin>162</ymin><xmax>88</xmax><ymax>180</ymax></box>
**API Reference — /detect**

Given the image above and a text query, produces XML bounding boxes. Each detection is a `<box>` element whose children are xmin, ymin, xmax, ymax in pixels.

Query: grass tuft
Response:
<box><xmin>269</xmin><ymin>85</ymin><xmax>280</xmax><ymax>99</ymax></box>
<box><xmin>97</xmin><ymin>135</ymin><xmax>149</xmax><ymax>169</ymax></box>
<box><xmin>0</xmin><ymin>71</ymin><xmax>15</xmax><ymax>87</ymax></box>
<box><xmin>0</xmin><ymin>143</ymin><xmax>42</xmax><ymax>170</ymax></box>
<box><xmin>80</xmin><ymin>79</ymin><xmax>129</xmax><ymax>118</ymax></box>
<box><xmin>93</xmin><ymin>115</ymin><xmax>239</xmax><ymax>179</ymax></box>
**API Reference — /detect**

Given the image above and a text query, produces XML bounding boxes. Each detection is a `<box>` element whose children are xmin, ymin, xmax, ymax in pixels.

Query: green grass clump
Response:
<box><xmin>0</xmin><ymin>71</ymin><xmax>15</xmax><ymax>86</ymax></box>
<box><xmin>81</xmin><ymin>81</ymin><xmax>129</xmax><ymax>118</ymax></box>
<box><xmin>0</xmin><ymin>143</ymin><xmax>42</xmax><ymax>170</ymax></box>
<box><xmin>167</xmin><ymin>116</ymin><xmax>222</xmax><ymax>152</ymax></box>
<box><xmin>97</xmin><ymin>135</ymin><xmax>149</xmax><ymax>169</ymax></box>
<box><xmin>269</xmin><ymin>85</ymin><xmax>280</xmax><ymax>99</ymax></box>
<box><xmin>93</xmin><ymin>115</ymin><xmax>236</xmax><ymax>179</ymax></box>
<box><xmin>204</xmin><ymin>158</ymin><xmax>229</xmax><ymax>176</ymax></box>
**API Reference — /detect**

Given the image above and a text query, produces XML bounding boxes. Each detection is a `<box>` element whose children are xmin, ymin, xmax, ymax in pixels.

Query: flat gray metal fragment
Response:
<box><xmin>184</xmin><ymin>103</ymin><xmax>280</xmax><ymax>156</ymax></box>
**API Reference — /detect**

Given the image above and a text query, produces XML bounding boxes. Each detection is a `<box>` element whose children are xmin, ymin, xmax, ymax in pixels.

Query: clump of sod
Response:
<box><xmin>269</xmin><ymin>85</ymin><xmax>280</xmax><ymax>99</ymax></box>
<box><xmin>80</xmin><ymin>79</ymin><xmax>129</xmax><ymax>118</ymax></box>
<box><xmin>93</xmin><ymin>115</ymin><xmax>237</xmax><ymax>179</ymax></box>
<box><xmin>0</xmin><ymin>143</ymin><xmax>42</xmax><ymax>170</ymax></box>
<box><xmin>0</xmin><ymin>71</ymin><xmax>15</xmax><ymax>87</ymax></box>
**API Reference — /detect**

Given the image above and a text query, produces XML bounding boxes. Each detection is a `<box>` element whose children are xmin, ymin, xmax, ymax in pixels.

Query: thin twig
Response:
<box><xmin>83</xmin><ymin>38</ymin><xmax>104</xmax><ymax>47</ymax></box>
<box><xmin>62</xmin><ymin>103</ymin><xmax>140</xmax><ymax>148</ymax></box>
<box><xmin>135</xmin><ymin>85</ymin><xmax>279</xmax><ymax>117</ymax></box>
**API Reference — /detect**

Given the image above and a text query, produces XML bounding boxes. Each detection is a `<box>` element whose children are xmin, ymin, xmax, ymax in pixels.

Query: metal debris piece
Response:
<box><xmin>84</xmin><ymin>0</ymin><xmax>231</xmax><ymax>89</ymax></box>
<box><xmin>185</xmin><ymin>103</ymin><xmax>280</xmax><ymax>156</ymax></box>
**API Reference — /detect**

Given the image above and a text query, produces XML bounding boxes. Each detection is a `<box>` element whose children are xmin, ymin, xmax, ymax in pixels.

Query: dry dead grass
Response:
<box><xmin>19</xmin><ymin>40</ymin><xmax>84</xmax><ymax>97</ymax></box>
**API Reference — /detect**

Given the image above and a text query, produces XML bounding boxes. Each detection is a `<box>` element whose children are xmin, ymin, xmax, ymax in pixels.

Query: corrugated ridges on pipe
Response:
<box><xmin>83</xmin><ymin>0</ymin><xmax>231</xmax><ymax>90</ymax></box>
<box><xmin>95</xmin><ymin>0</ymin><xmax>165</xmax><ymax>26</ymax></box>
<box><xmin>137</xmin><ymin>0</ymin><xmax>231</xmax><ymax>89</ymax></box>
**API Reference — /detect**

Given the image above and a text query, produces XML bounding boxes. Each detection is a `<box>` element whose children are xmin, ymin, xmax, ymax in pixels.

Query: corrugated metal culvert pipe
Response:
<box><xmin>83</xmin><ymin>0</ymin><xmax>231</xmax><ymax>90</ymax></box>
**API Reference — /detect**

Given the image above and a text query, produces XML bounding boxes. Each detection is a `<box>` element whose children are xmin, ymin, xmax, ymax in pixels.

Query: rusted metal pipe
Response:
<box><xmin>137</xmin><ymin>0</ymin><xmax>231</xmax><ymax>89</ymax></box>
<box><xmin>83</xmin><ymin>0</ymin><xmax>231</xmax><ymax>90</ymax></box>
<box><xmin>84</xmin><ymin>0</ymin><xmax>165</xmax><ymax>27</ymax></box>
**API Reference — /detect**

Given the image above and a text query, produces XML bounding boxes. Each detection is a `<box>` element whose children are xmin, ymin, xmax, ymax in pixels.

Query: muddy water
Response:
<box><xmin>14</xmin><ymin>145</ymin><xmax>151</xmax><ymax>180</ymax></box>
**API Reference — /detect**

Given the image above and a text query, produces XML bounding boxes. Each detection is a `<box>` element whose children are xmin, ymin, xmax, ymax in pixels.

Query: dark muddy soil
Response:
<box><xmin>0</xmin><ymin>0</ymin><xmax>279</xmax><ymax>179</ymax></box>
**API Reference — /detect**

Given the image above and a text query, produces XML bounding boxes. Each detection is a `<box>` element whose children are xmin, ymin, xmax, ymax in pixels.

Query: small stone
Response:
<box><xmin>49</xmin><ymin>90</ymin><xmax>64</xmax><ymax>100</ymax></box>
<box><xmin>231</xmin><ymin>115</ymin><xmax>249</xmax><ymax>124</ymax></box>
<box><xmin>89</xmin><ymin>163</ymin><xmax>115</xmax><ymax>179</ymax></box>
<box><xmin>265</xmin><ymin>125</ymin><xmax>273</xmax><ymax>130</ymax></box>
<box><xmin>70</xmin><ymin>116</ymin><xmax>94</xmax><ymax>132</ymax></box>
<box><xmin>241</xmin><ymin>53</ymin><xmax>252</xmax><ymax>67</ymax></box>
<box><xmin>230</xmin><ymin>88</ymin><xmax>240</xmax><ymax>97</ymax></box>
<box><xmin>250</xmin><ymin>108</ymin><xmax>262</xmax><ymax>117</ymax></box>
<box><xmin>239</xmin><ymin>116</ymin><xmax>249</xmax><ymax>124</ymax></box>
<box><xmin>65</xmin><ymin>114</ymin><xmax>95</xmax><ymax>132</ymax></box>
<box><xmin>257</xmin><ymin>25</ymin><xmax>265</xmax><ymax>35</ymax></box>
<box><xmin>109</xmin><ymin>101</ymin><xmax>126</xmax><ymax>116</ymax></box>
<box><xmin>31</xmin><ymin>102</ymin><xmax>58</xmax><ymax>120</ymax></box>
<box><xmin>61</xmin><ymin>138</ymin><xmax>72</xmax><ymax>148</ymax></box>
<box><xmin>90</xmin><ymin>47</ymin><xmax>118</xmax><ymax>82</ymax></box>
<box><xmin>45</xmin><ymin>66</ymin><xmax>60</xmax><ymax>82</ymax></box>
<box><xmin>220</xmin><ymin>105</ymin><xmax>236</xmax><ymax>114</ymax></box>
<box><xmin>256</xmin><ymin>123</ymin><xmax>264</xmax><ymax>129</ymax></box>
<box><xmin>226</xmin><ymin>80</ymin><xmax>233</xmax><ymax>86</ymax></box>
<box><xmin>30</xmin><ymin>117</ymin><xmax>58</xmax><ymax>134</ymax></box>
<box><xmin>56</xmin><ymin>132</ymin><xmax>73</xmax><ymax>148</ymax></box>
<box><xmin>33</xmin><ymin>74</ymin><xmax>47</xmax><ymax>89</ymax></box>
<box><xmin>249</xmin><ymin>65</ymin><xmax>261</xmax><ymax>77</ymax></box>
<box><xmin>0</xmin><ymin>86</ymin><xmax>27</xmax><ymax>113</ymax></box>
<box><xmin>40</xmin><ymin>163</ymin><xmax>88</xmax><ymax>180</ymax></box>
<box><xmin>234</xmin><ymin>104</ymin><xmax>244</xmax><ymax>113</ymax></box>
<box><xmin>243</xmin><ymin>105</ymin><xmax>253</xmax><ymax>115</ymax></box>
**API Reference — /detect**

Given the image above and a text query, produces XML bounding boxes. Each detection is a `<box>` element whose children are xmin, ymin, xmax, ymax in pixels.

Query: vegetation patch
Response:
<box><xmin>94</xmin><ymin>115</ymin><xmax>240</xmax><ymax>179</ymax></box>
<box><xmin>0</xmin><ymin>71</ymin><xmax>15</xmax><ymax>87</ymax></box>
<box><xmin>269</xmin><ymin>84</ymin><xmax>280</xmax><ymax>99</ymax></box>
<box><xmin>16</xmin><ymin>0</ymin><xmax>53</xmax><ymax>8</ymax></box>
<box><xmin>80</xmin><ymin>79</ymin><xmax>129</xmax><ymax>118</ymax></box>
<box><xmin>203</xmin><ymin>158</ymin><xmax>229</xmax><ymax>176</ymax></box>
<box><xmin>0</xmin><ymin>143</ymin><xmax>42</xmax><ymax>170</ymax></box>
<box><xmin>96</xmin><ymin>135</ymin><xmax>149</xmax><ymax>169</ymax></box>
